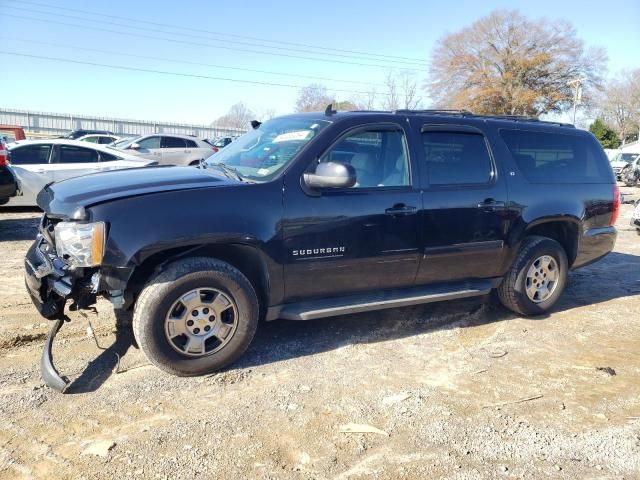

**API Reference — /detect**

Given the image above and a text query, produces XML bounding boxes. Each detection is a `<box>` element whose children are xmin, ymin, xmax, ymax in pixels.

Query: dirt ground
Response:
<box><xmin>1</xmin><ymin>187</ymin><xmax>639</xmax><ymax>480</ymax></box>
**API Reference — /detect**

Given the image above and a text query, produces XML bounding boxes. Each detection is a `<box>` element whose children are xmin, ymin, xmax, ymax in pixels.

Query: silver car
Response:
<box><xmin>115</xmin><ymin>134</ymin><xmax>214</xmax><ymax>166</ymax></box>
<box><xmin>5</xmin><ymin>139</ymin><xmax>154</xmax><ymax>207</ymax></box>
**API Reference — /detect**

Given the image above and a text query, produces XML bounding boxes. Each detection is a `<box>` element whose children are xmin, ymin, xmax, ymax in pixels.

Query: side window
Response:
<box><xmin>99</xmin><ymin>136</ymin><xmax>116</xmax><ymax>144</ymax></box>
<box><xmin>184</xmin><ymin>139</ymin><xmax>198</xmax><ymax>148</ymax></box>
<box><xmin>10</xmin><ymin>145</ymin><xmax>51</xmax><ymax>164</ymax></box>
<box><xmin>83</xmin><ymin>136</ymin><xmax>99</xmax><ymax>143</ymax></box>
<box><xmin>100</xmin><ymin>152</ymin><xmax>120</xmax><ymax>162</ymax></box>
<box><xmin>57</xmin><ymin>145</ymin><xmax>99</xmax><ymax>164</ymax></box>
<box><xmin>500</xmin><ymin>129</ymin><xmax>614</xmax><ymax>184</ymax></box>
<box><xmin>320</xmin><ymin>128</ymin><xmax>410</xmax><ymax>188</ymax></box>
<box><xmin>422</xmin><ymin>131</ymin><xmax>493</xmax><ymax>185</ymax></box>
<box><xmin>162</xmin><ymin>137</ymin><xmax>187</xmax><ymax>148</ymax></box>
<box><xmin>137</xmin><ymin>136</ymin><xmax>161</xmax><ymax>149</ymax></box>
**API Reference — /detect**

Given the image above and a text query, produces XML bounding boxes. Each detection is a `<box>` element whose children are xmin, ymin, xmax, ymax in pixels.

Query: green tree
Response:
<box><xmin>589</xmin><ymin>118</ymin><xmax>620</xmax><ymax>149</ymax></box>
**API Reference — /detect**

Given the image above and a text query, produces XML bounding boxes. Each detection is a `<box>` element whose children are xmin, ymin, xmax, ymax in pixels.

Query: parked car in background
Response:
<box><xmin>207</xmin><ymin>136</ymin><xmax>235</xmax><ymax>153</ymax></box>
<box><xmin>114</xmin><ymin>134</ymin><xmax>215</xmax><ymax>166</ymax></box>
<box><xmin>0</xmin><ymin>138</ymin><xmax>18</xmax><ymax>205</ymax></box>
<box><xmin>610</xmin><ymin>152</ymin><xmax>639</xmax><ymax>179</ymax></box>
<box><xmin>77</xmin><ymin>134</ymin><xmax>120</xmax><ymax>145</ymax></box>
<box><xmin>4</xmin><ymin>139</ymin><xmax>155</xmax><ymax>207</ymax></box>
<box><xmin>621</xmin><ymin>155</ymin><xmax>640</xmax><ymax>186</ymax></box>
<box><xmin>632</xmin><ymin>200</ymin><xmax>640</xmax><ymax>234</ymax></box>
<box><xmin>0</xmin><ymin>125</ymin><xmax>27</xmax><ymax>143</ymax></box>
<box><xmin>62</xmin><ymin>129</ymin><xmax>115</xmax><ymax>140</ymax></box>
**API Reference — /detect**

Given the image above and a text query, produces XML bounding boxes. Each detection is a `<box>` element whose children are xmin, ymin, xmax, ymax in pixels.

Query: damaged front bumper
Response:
<box><xmin>24</xmin><ymin>233</ymin><xmax>98</xmax><ymax>392</ymax></box>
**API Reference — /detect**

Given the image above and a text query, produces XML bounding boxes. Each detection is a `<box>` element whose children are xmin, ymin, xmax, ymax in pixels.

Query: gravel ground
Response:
<box><xmin>0</xmin><ymin>187</ymin><xmax>639</xmax><ymax>479</ymax></box>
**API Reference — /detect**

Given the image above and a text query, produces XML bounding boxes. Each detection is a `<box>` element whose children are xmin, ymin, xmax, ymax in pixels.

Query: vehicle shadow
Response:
<box><xmin>0</xmin><ymin>207</ymin><xmax>40</xmax><ymax>242</ymax></box>
<box><xmin>66</xmin><ymin>311</ymin><xmax>135</xmax><ymax>394</ymax></box>
<box><xmin>235</xmin><ymin>251</ymin><xmax>640</xmax><ymax>370</ymax></box>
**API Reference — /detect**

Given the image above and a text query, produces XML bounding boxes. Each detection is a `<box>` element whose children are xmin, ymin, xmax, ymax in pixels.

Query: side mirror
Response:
<box><xmin>303</xmin><ymin>161</ymin><xmax>357</xmax><ymax>189</ymax></box>
<box><xmin>129</xmin><ymin>143</ymin><xmax>141</xmax><ymax>150</ymax></box>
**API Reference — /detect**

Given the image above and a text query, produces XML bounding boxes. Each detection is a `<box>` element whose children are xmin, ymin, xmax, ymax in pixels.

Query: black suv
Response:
<box><xmin>25</xmin><ymin>109</ymin><xmax>618</xmax><ymax>391</ymax></box>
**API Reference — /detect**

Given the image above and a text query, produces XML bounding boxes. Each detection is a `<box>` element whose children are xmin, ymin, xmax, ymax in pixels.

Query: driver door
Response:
<box><xmin>282</xmin><ymin>123</ymin><xmax>422</xmax><ymax>302</ymax></box>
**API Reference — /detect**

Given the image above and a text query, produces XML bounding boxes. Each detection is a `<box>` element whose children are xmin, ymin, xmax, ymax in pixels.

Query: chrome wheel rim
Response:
<box><xmin>164</xmin><ymin>288</ymin><xmax>238</xmax><ymax>357</ymax></box>
<box><xmin>525</xmin><ymin>255</ymin><xmax>559</xmax><ymax>303</ymax></box>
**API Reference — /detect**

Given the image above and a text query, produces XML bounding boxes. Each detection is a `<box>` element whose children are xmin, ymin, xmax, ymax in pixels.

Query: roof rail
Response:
<box><xmin>390</xmin><ymin>109</ymin><xmax>575</xmax><ymax>128</ymax></box>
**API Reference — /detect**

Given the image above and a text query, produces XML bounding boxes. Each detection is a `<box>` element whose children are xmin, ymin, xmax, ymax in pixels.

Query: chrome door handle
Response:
<box><xmin>385</xmin><ymin>204</ymin><xmax>417</xmax><ymax>216</ymax></box>
<box><xmin>477</xmin><ymin>199</ymin><xmax>506</xmax><ymax>210</ymax></box>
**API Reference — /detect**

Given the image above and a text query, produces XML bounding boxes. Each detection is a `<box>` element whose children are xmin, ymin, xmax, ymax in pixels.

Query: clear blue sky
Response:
<box><xmin>0</xmin><ymin>0</ymin><xmax>638</xmax><ymax>125</ymax></box>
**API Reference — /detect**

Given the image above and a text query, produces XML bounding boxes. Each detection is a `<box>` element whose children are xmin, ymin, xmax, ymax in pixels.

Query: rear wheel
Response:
<box><xmin>498</xmin><ymin>236</ymin><xmax>568</xmax><ymax>316</ymax></box>
<box><xmin>132</xmin><ymin>257</ymin><xmax>259</xmax><ymax>376</ymax></box>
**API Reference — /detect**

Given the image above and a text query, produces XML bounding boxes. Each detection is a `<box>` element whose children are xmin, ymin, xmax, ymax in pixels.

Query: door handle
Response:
<box><xmin>477</xmin><ymin>199</ymin><xmax>506</xmax><ymax>210</ymax></box>
<box><xmin>385</xmin><ymin>204</ymin><xmax>417</xmax><ymax>216</ymax></box>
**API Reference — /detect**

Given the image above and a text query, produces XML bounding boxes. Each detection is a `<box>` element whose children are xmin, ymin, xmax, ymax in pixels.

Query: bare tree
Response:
<box><xmin>351</xmin><ymin>88</ymin><xmax>377</xmax><ymax>110</ymax></box>
<box><xmin>427</xmin><ymin>10</ymin><xmax>607</xmax><ymax>116</ymax></box>
<box><xmin>212</xmin><ymin>102</ymin><xmax>255</xmax><ymax>129</ymax></box>
<box><xmin>381</xmin><ymin>72</ymin><xmax>400</xmax><ymax>110</ymax></box>
<box><xmin>399</xmin><ymin>71</ymin><xmax>421</xmax><ymax>109</ymax></box>
<box><xmin>295</xmin><ymin>84</ymin><xmax>333</xmax><ymax>112</ymax></box>
<box><xmin>598</xmin><ymin>70</ymin><xmax>640</xmax><ymax>144</ymax></box>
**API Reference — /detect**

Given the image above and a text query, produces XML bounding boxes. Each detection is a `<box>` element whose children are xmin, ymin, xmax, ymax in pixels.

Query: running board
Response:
<box><xmin>267</xmin><ymin>279</ymin><xmax>496</xmax><ymax>321</ymax></box>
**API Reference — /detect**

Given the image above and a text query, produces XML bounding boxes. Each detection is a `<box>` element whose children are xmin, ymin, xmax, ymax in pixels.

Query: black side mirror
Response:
<box><xmin>303</xmin><ymin>161</ymin><xmax>357</xmax><ymax>189</ymax></box>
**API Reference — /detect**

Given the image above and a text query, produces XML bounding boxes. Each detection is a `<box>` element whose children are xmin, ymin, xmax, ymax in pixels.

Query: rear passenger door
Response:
<box><xmin>414</xmin><ymin>123</ymin><xmax>510</xmax><ymax>284</ymax></box>
<box><xmin>50</xmin><ymin>144</ymin><xmax>101</xmax><ymax>182</ymax></box>
<box><xmin>161</xmin><ymin>136</ymin><xmax>189</xmax><ymax>165</ymax></box>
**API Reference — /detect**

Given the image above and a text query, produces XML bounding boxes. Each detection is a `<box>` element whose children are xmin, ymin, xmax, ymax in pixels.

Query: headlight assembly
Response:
<box><xmin>54</xmin><ymin>221</ymin><xmax>105</xmax><ymax>267</ymax></box>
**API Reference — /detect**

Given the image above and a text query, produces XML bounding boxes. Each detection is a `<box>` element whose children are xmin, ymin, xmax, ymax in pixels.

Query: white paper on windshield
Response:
<box><xmin>272</xmin><ymin>130</ymin><xmax>311</xmax><ymax>143</ymax></box>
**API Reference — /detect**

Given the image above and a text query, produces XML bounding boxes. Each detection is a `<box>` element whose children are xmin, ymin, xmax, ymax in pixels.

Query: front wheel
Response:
<box><xmin>498</xmin><ymin>236</ymin><xmax>568</xmax><ymax>316</ymax></box>
<box><xmin>132</xmin><ymin>257</ymin><xmax>259</xmax><ymax>376</ymax></box>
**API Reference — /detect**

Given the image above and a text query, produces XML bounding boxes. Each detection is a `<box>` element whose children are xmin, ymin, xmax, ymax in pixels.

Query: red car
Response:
<box><xmin>0</xmin><ymin>138</ymin><xmax>18</xmax><ymax>205</ymax></box>
<box><xmin>0</xmin><ymin>125</ymin><xmax>26</xmax><ymax>143</ymax></box>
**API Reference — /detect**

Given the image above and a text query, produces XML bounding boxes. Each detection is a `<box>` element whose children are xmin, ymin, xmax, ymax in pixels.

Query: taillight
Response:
<box><xmin>0</xmin><ymin>149</ymin><xmax>8</xmax><ymax>167</ymax></box>
<box><xmin>610</xmin><ymin>184</ymin><xmax>620</xmax><ymax>226</ymax></box>
<box><xmin>212</xmin><ymin>147</ymin><xmax>219</xmax><ymax>153</ymax></box>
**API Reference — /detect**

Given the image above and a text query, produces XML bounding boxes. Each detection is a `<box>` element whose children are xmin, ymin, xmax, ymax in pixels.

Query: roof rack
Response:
<box><xmin>389</xmin><ymin>109</ymin><xmax>575</xmax><ymax>128</ymax></box>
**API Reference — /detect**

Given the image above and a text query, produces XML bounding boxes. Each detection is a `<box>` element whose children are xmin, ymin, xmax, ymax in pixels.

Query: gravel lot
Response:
<box><xmin>1</xmin><ymin>187</ymin><xmax>639</xmax><ymax>479</ymax></box>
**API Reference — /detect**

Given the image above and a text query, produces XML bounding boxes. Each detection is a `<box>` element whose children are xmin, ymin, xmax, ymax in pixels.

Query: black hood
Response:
<box><xmin>38</xmin><ymin>166</ymin><xmax>238</xmax><ymax>217</ymax></box>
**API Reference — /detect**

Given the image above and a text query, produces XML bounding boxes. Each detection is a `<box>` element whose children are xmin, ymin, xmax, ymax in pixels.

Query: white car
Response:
<box><xmin>5</xmin><ymin>139</ymin><xmax>155</xmax><ymax>207</ymax></box>
<box><xmin>76</xmin><ymin>134</ymin><xmax>120</xmax><ymax>145</ymax></box>
<box><xmin>610</xmin><ymin>152</ymin><xmax>639</xmax><ymax>179</ymax></box>
<box><xmin>114</xmin><ymin>134</ymin><xmax>215</xmax><ymax>166</ymax></box>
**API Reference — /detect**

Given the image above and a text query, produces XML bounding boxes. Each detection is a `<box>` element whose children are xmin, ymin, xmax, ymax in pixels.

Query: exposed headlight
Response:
<box><xmin>54</xmin><ymin>221</ymin><xmax>105</xmax><ymax>267</ymax></box>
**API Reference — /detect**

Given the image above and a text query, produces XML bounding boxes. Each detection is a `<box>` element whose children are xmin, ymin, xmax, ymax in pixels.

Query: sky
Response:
<box><xmin>0</xmin><ymin>0</ymin><xmax>639</xmax><ymax>126</ymax></box>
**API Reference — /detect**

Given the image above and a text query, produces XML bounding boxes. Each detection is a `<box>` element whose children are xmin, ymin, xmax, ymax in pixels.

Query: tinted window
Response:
<box><xmin>501</xmin><ymin>130</ymin><xmax>613</xmax><ymax>183</ymax></box>
<box><xmin>10</xmin><ymin>145</ymin><xmax>51</xmax><ymax>164</ymax></box>
<box><xmin>98</xmin><ymin>136</ymin><xmax>116</xmax><ymax>144</ymax></box>
<box><xmin>422</xmin><ymin>131</ymin><xmax>493</xmax><ymax>185</ymax></box>
<box><xmin>137</xmin><ymin>136</ymin><xmax>161</xmax><ymax>149</ymax></box>
<box><xmin>82</xmin><ymin>136</ymin><xmax>100</xmax><ymax>143</ymax></box>
<box><xmin>321</xmin><ymin>128</ymin><xmax>410</xmax><ymax>188</ymax></box>
<box><xmin>184</xmin><ymin>139</ymin><xmax>197</xmax><ymax>148</ymax></box>
<box><xmin>100</xmin><ymin>152</ymin><xmax>120</xmax><ymax>161</ymax></box>
<box><xmin>57</xmin><ymin>145</ymin><xmax>99</xmax><ymax>164</ymax></box>
<box><xmin>162</xmin><ymin>137</ymin><xmax>186</xmax><ymax>148</ymax></box>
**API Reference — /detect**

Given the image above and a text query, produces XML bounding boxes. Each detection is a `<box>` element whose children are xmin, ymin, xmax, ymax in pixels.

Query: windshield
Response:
<box><xmin>613</xmin><ymin>153</ymin><xmax>639</xmax><ymax>163</ymax></box>
<box><xmin>204</xmin><ymin>117</ymin><xmax>330</xmax><ymax>181</ymax></box>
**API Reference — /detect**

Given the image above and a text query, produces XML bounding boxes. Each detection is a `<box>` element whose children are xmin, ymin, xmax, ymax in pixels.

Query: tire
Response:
<box><xmin>498</xmin><ymin>236</ymin><xmax>568</xmax><ymax>316</ymax></box>
<box><xmin>189</xmin><ymin>159</ymin><xmax>202</xmax><ymax>166</ymax></box>
<box><xmin>132</xmin><ymin>257</ymin><xmax>259</xmax><ymax>376</ymax></box>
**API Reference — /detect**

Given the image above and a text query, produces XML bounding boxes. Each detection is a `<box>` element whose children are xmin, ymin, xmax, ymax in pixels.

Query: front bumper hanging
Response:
<box><xmin>40</xmin><ymin>318</ymin><xmax>70</xmax><ymax>393</ymax></box>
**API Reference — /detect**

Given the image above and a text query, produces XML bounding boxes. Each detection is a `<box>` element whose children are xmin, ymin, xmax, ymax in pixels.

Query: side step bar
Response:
<box><xmin>267</xmin><ymin>279</ymin><xmax>497</xmax><ymax>321</ymax></box>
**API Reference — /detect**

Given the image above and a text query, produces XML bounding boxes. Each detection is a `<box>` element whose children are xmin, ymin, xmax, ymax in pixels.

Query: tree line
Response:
<box><xmin>211</xmin><ymin>9</ymin><xmax>639</xmax><ymax>147</ymax></box>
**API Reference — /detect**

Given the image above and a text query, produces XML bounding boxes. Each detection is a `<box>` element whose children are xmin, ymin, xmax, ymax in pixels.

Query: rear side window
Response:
<box><xmin>100</xmin><ymin>152</ymin><xmax>120</xmax><ymax>161</ymax></box>
<box><xmin>57</xmin><ymin>145</ymin><xmax>99</xmax><ymax>164</ymax></box>
<box><xmin>500</xmin><ymin>130</ymin><xmax>614</xmax><ymax>183</ymax></box>
<box><xmin>99</xmin><ymin>136</ymin><xmax>116</xmax><ymax>144</ymax></box>
<box><xmin>185</xmin><ymin>139</ymin><xmax>197</xmax><ymax>148</ymax></box>
<box><xmin>10</xmin><ymin>145</ymin><xmax>51</xmax><ymax>164</ymax></box>
<box><xmin>162</xmin><ymin>137</ymin><xmax>186</xmax><ymax>148</ymax></box>
<box><xmin>422</xmin><ymin>131</ymin><xmax>493</xmax><ymax>185</ymax></box>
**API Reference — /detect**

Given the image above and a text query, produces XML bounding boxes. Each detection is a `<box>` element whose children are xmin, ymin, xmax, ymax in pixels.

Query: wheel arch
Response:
<box><xmin>125</xmin><ymin>243</ymin><xmax>271</xmax><ymax>319</ymax></box>
<box><xmin>522</xmin><ymin>218</ymin><xmax>581</xmax><ymax>267</ymax></box>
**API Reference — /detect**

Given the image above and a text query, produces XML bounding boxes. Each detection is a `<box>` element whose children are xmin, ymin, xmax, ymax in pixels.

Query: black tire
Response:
<box><xmin>189</xmin><ymin>159</ymin><xmax>202</xmax><ymax>166</ymax></box>
<box><xmin>498</xmin><ymin>236</ymin><xmax>568</xmax><ymax>316</ymax></box>
<box><xmin>132</xmin><ymin>257</ymin><xmax>259</xmax><ymax>376</ymax></box>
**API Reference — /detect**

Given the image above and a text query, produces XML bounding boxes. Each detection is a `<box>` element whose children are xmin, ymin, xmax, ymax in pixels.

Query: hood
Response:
<box><xmin>38</xmin><ymin>165</ymin><xmax>238</xmax><ymax>217</ymax></box>
<box><xmin>610</xmin><ymin>161</ymin><xmax>629</xmax><ymax>168</ymax></box>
